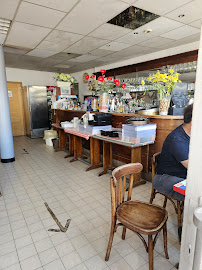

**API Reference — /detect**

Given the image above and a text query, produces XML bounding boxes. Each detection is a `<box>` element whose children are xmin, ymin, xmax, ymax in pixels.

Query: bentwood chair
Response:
<box><xmin>149</xmin><ymin>152</ymin><xmax>184</xmax><ymax>242</ymax></box>
<box><xmin>105</xmin><ymin>163</ymin><xmax>169</xmax><ymax>270</ymax></box>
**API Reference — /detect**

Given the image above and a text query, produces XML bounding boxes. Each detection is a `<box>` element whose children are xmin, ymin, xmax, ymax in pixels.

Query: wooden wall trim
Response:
<box><xmin>103</xmin><ymin>50</ymin><xmax>198</xmax><ymax>77</ymax></box>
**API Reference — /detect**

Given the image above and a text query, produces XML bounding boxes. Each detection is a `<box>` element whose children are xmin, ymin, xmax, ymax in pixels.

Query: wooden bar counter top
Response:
<box><xmin>52</xmin><ymin>109</ymin><xmax>183</xmax><ymax>175</ymax></box>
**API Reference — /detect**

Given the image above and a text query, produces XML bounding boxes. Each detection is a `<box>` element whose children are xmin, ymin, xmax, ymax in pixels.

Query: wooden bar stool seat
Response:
<box><xmin>105</xmin><ymin>163</ymin><xmax>169</xmax><ymax>270</ymax></box>
<box><xmin>150</xmin><ymin>152</ymin><xmax>184</xmax><ymax>242</ymax></box>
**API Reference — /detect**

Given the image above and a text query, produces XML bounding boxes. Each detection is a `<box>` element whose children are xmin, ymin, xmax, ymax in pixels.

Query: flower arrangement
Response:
<box><xmin>144</xmin><ymin>69</ymin><xmax>181</xmax><ymax>100</ymax></box>
<box><xmin>85</xmin><ymin>70</ymin><xmax>125</xmax><ymax>93</ymax></box>
<box><xmin>54</xmin><ymin>73</ymin><xmax>76</xmax><ymax>84</ymax></box>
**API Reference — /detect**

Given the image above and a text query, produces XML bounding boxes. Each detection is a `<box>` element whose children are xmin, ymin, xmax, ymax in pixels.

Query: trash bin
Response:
<box><xmin>43</xmin><ymin>130</ymin><xmax>57</xmax><ymax>146</ymax></box>
<box><xmin>52</xmin><ymin>138</ymin><xmax>59</xmax><ymax>150</ymax></box>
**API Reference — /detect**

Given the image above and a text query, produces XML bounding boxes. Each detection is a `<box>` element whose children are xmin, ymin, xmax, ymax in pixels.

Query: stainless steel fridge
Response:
<box><xmin>23</xmin><ymin>86</ymin><xmax>49</xmax><ymax>138</ymax></box>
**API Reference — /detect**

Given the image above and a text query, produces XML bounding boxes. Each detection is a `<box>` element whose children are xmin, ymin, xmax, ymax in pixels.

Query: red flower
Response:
<box><xmin>85</xmin><ymin>74</ymin><xmax>89</xmax><ymax>80</ymax></box>
<box><xmin>107</xmin><ymin>76</ymin><xmax>113</xmax><ymax>80</ymax></box>
<box><xmin>122</xmin><ymin>83</ymin><xmax>126</xmax><ymax>89</ymax></box>
<box><xmin>98</xmin><ymin>76</ymin><xmax>105</xmax><ymax>82</ymax></box>
<box><xmin>100</xmin><ymin>69</ymin><xmax>106</xmax><ymax>74</ymax></box>
<box><xmin>114</xmin><ymin>79</ymin><xmax>120</xmax><ymax>86</ymax></box>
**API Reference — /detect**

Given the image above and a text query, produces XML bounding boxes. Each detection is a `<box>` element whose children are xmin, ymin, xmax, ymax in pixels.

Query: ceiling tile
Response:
<box><xmin>3</xmin><ymin>46</ymin><xmax>29</xmax><ymax>54</ymax></box>
<box><xmin>45</xmin><ymin>30</ymin><xmax>83</xmax><ymax>43</ymax></box>
<box><xmin>165</xmin><ymin>1</ymin><xmax>202</xmax><ymax>24</ymax></box>
<box><xmin>109</xmin><ymin>45</ymin><xmax>158</xmax><ymax>57</ymax></box>
<box><xmin>26</xmin><ymin>48</ymin><xmax>57</xmax><ymax>58</ymax></box>
<box><xmin>115</xmin><ymin>17</ymin><xmax>184</xmax><ymax>44</ymax></box>
<box><xmin>49</xmin><ymin>52</ymin><xmax>80</xmax><ymax>61</ymax></box>
<box><xmin>161</xmin><ymin>25</ymin><xmax>200</xmax><ymax>40</ymax></box>
<box><xmin>25</xmin><ymin>0</ymin><xmax>79</xmax><ymax>12</ymax></box>
<box><xmin>0</xmin><ymin>0</ymin><xmax>20</xmax><ymax>20</ymax></box>
<box><xmin>4</xmin><ymin>52</ymin><xmax>21</xmax><ymax>68</ymax></box>
<box><xmin>15</xmin><ymin>1</ymin><xmax>66</xmax><ymax>28</ymax></box>
<box><xmin>36</xmin><ymin>58</ymin><xmax>63</xmax><ymax>67</ymax></box>
<box><xmin>138</xmin><ymin>36</ymin><xmax>174</xmax><ymax>48</ymax></box>
<box><xmin>18</xmin><ymin>55</ymin><xmax>43</xmax><ymax>63</ymax></box>
<box><xmin>134</xmin><ymin>0</ymin><xmax>192</xmax><ymax>16</ymax></box>
<box><xmin>5</xmin><ymin>22</ymin><xmax>51</xmax><ymax>49</ymax></box>
<box><xmin>119</xmin><ymin>0</ymin><xmax>137</xmax><ymax>3</ymax></box>
<box><xmin>54</xmin><ymin>64</ymin><xmax>71</xmax><ymax>68</ymax></box>
<box><xmin>0</xmin><ymin>34</ymin><xmax>7</xmax><ymax>45</ymax></box>
<box><xmin>60</xmin><ymin>60</ymin><xmax>79</xmax><ymax>66</ymax></box>
<box><xmin>89</xmin><ymin>48</ymin><xmax>115</xmax><ymax>57</ymax></box>
<box><xmin>89</xmin><ymin>23</ymin><xmax>132</xmax><ymax>41</ymax></box>
<box><xmin>37</xmin><ymin>40</ymin><xmax>70</xmax><ymax>52</ymax></box>
<box><xmin>56</xmin><ymin>0</ymin><xmax>129</xmax><ymax>35</ymax></box>
<box><xmin>189</xmin><ymin>19</ymin><xmax>202</xmax><ymax>29</ymax></box>
<box><xmin>64</xmin><ymin>36</ymin><xmax>109</xmax><ymax>54</ymax></box>
<box><xmin>70</xmin><ymin>55</ymin><xmax>99</xmax><ymax>63</ymax></box>
<box><xmin>99</xmin><ymin>41</ymin><xmax>131</xmax><ymax>51</ymax></box>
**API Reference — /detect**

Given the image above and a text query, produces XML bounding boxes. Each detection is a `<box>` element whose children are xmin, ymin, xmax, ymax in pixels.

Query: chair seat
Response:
<box><xmin>117</xmin><ymin>200</ymin><xmax>168</xmax><ymax>235</ymax></box>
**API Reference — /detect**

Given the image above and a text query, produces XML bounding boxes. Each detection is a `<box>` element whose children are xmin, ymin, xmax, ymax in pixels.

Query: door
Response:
<box><xmin>7</xmin><ymin>82</ymin><xmax>26</xmax><ymax>136</ymax></box>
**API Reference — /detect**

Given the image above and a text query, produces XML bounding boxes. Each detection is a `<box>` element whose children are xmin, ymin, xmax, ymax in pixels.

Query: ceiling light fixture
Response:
<box><xmin>178</xmin><ymin>14</ymin><xmax>185</xmax><ymax>18</ymax></box>
<box><xmin>0</xmin><ymin>18</ymin><xmax>11</xmax><ymax>35</ymax></box>
<box><xmin>144</xmin><ymin>29</ymin><xmax>152</xmax><ymax>34</ymax></box>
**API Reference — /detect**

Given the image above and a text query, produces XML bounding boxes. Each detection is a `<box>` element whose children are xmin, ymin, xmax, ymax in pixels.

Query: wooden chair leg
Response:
<box><xmin>148</xmin><ymin>235</ymin><xmax>154</xmax><ymax>270</ymax></box>
<box><xmin>163</xmin><ymin>197</ymin><xmax>168</xmax><ymax>208</ymax></box>
<box><xmin>163</xmin><ymin>223</ymin><xmax>169</xmax><ymax>259</ymax></box>
<box><xmin>105</xmin><ymin>220</ymin><xmax>116</xmax><ymax>261</ymax></box>
<box><xmin>150</xmin><ymin>188</ymin><xmax>156</xmax><ymax>204</ymax></box>
<box><xmin>177</xmin><ymin>201</ymin><xmax>182</xmax><ymax>242</ymax></box>
<box><xmin>122</xmin><ymin>227</ymin><xmax>126</xmax><ymax>240</ymax></box>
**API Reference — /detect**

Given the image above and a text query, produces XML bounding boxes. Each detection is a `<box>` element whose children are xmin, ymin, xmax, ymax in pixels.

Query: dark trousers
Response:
<box><xmin>153</xmin><ymin>174</ymin><xmax>185</xmax><ymax>201</ymax></box>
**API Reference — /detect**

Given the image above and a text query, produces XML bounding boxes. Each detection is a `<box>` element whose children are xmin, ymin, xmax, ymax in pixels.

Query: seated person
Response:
<box><xmin>153</xmin><ymin>104</ymin><xmax>193</xmax><ymax>201</ymax></box>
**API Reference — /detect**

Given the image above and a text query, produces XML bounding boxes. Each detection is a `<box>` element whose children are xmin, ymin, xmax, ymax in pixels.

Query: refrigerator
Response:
<box><xmin>23</xmin><ymin>86</ymin><xmax>49</xmax><ymax>138</ymax></box>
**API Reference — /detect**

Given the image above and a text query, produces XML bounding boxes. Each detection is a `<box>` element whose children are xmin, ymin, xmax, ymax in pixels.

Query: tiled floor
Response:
<box><xmin>0</xmin><ymin>136</ymin><xmax>180</xmax><ymax>270</ymax></box>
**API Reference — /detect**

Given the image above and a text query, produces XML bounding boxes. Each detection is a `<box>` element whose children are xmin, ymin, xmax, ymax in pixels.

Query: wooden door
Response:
<box><xmin>7</xmin><ymin>81</ymin><xmax>26</xmax><ymax>136</ymax></box>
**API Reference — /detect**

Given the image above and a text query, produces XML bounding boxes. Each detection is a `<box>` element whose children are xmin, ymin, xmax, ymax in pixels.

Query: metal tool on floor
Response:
<box><xmin>44</xmin><ymin>202</ymin><xmax>71</xmax><ymax>232</ymax></box>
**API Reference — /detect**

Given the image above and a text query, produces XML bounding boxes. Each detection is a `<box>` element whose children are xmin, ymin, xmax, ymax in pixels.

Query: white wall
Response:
<box><xmin>179</xmin><ymin>27</ymin><xmax>202</xmax><ymax>269</ymax></box>
<box><xmin>5</xmin><ymin>67</ymin><xmax>57</xmax><ymax>86</ymax></box>
<box><xmin>72</xmin><ymin>68</ymin><xmax>95</xmax><ymax>102</ymax></box>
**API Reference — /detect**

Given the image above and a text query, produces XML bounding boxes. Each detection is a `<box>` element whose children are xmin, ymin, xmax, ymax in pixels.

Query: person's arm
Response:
<box><xmin>181</xmin><ymin>160</ymin><xmax>188</xmax><ymax>169</ymax></box>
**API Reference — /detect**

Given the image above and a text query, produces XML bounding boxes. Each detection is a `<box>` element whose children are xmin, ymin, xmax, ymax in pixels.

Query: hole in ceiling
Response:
<box><xmin>107</xmin><ymin>6</ymin><xmax>159</xmax><ymax>30</ymax></box>
<box><xmin>178</xmin><ymin>14</ymin><xmax>185</xmax><ymax>18</ymax></box>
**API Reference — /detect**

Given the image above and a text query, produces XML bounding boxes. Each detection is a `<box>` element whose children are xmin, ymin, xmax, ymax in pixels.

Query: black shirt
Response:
<box><xmin>156</xmin><ymin>125</ymin><xmax>190</xmax><ymax>179</ymax></box>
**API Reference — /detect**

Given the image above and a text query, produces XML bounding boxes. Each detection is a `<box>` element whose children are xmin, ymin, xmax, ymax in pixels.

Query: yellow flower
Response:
<box><xmin>162</xmin><ymin>74</ymin><xmax>167</xmax><ymax>79</ymax></box>
<box><xmin>153</xmin><ymin>74</ymin><xmax>157</xmax><ymax>78</ymax></box>
<box><xmin>141</xmin><ymin>80</ymin><xmax>145</xmax><ymax>85</ymax></box>
<box><xmin>179</xmin><ymin>80</ymin><xmax>182</xmax><ymax>83</ymax></box>
<box><xmin>169</xmin><ymin>69</ymin><xmax>174</xmax><ymax>73</ymax></box>
<box><xmin>67</xmin><ymin>75</ymin><xmax>71</xmax><ymax>79</ymax></box>
<box><xmin>153</xmin><ymin>79</ymin><xmax>157</xmax><ymax>82</ymax></box>
<box><xmin>167</xmin><ymin>75</ymin><xmax>171</xmax><ymax>79</ymax></box>
<box><xmin>163</xmin><ymin>79</ymin><xmax>167</xmax><ymax>82</ymax></box>
<box><xmin>148</xmin><ymin>77</ymin><xmax>152</xmax><ymax>81</ymax></box>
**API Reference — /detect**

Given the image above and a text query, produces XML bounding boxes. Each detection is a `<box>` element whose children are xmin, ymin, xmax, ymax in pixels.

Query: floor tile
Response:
<box><xmin>35</xmin><ymin>237</ymin><xmax>53</xmax><ymax>253</ymax></box>
<box><xmin>84</xmin><ymin>255</ymin><xmax>107</xmax><ymax>270</ymax></box>
<box><xmin>39</xmin><ymin>247</ymin><xmax>59</xmax><ymax>266</ymax></box>
<box><xmin>77</xmin><ymin>243</ymin><xmax>97</xmax><ymax>261</ymax></box>
<box><xmin>70</xmin><ymin>235</ymin><xmax>89</xmax><ymax>250</ymax></box>
<box><xmin>113</xmin><ymin>241</ymin><xmax>134</xmax><ymax>257</ymax></box>
<box><xmin>0</xmin><ymin>250</ymin><xmax>19</xmax><ymax>269</ymax></box>
<box><xmin>43</xmin><ymin>259</ymin><xmax>65</xmax><ymax>270</ymax></box>
<box><xmin>17</xmin><ymin>243</ymin><xmax>37</xmax><ymax>261</ymax></box>
<box><xmin>55</xmin><ymin>240</ymin><xmax>75</xmax><ymax>257</ymax></box>
<box><xmin>109</xmin><ymin>258</ymin><xmax>133</xmax><ymax>270</ymax></box>
<box><xmin>20</xmin><ymin>254</ymin><xmax>41</xmax><ymax>270</ymax></box>
<box><xmin>15</xmin><ymin>235</ymin><xmax>33</xmax><ymax>250</ymax></box>
<box><xmin>61</xmin><ymin>251</ymin><xmax>82</xmax><ymax>270</ymax></box>
<box><xmin>124</xmin><ymin>251</ymin><xmax>146</xmax><ymax>270</ymax></box>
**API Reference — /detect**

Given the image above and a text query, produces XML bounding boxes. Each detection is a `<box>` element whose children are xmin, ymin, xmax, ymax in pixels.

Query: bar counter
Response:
<box><xmin>52</xmin><ymin>109</ymin><xmax>183</xmax><ymax>174</ymax></box>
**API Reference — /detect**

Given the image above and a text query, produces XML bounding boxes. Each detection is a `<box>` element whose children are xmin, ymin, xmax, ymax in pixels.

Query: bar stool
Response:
<box><xmin>149</xmin><ymin>152</ymin><xmax>184</xmax><ymax>242</ymax></box>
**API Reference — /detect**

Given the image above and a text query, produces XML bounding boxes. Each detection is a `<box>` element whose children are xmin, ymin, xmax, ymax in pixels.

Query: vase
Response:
<box><xmin>159</xmin><ymin>95</ymin><xmax>171</xmax><ymax>115</ymax></box>
<box><xmin>99</xmin><ymin>92</ymin><xmax>109</xmax><ymax>112</ymax></box>
<box><xmin>56</xmin><ymin>81</ymin><xmax>71</xmax><ymax>88</ymax></box>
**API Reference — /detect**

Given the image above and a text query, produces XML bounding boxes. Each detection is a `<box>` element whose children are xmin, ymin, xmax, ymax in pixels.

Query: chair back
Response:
<box><xmin>110</xmin><ymin>163</ymin><xmax>143</xmax><ymax>214</ymax></box>
<box><xmin>152</xmin><ymin>152</ymin><xmax>161</xmax><ymax>181</ymax></box>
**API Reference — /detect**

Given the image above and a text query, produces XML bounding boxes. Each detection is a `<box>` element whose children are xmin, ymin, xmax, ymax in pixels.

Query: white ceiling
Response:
<box><xmin>1</xmin><ymin>0</ymin><xmax>202</xmax><ymax>73</ymax></box>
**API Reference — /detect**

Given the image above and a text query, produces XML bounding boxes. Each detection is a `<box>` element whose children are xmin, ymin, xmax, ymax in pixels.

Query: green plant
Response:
<box><xmin>53</xmin><ymin>73</ymin><xmax>77</xmax><ymax>84</ymax></box>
